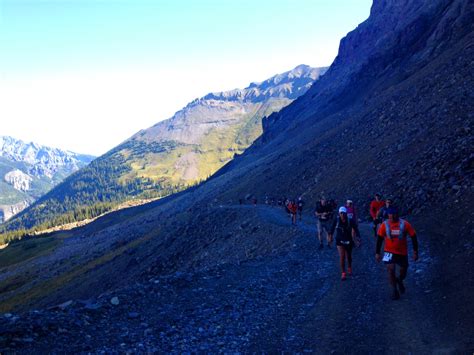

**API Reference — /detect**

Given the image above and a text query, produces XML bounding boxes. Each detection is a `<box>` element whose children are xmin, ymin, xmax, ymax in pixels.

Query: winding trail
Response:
<box><xmin>0</xmin><ymin>204</ymin><xmax>464</xmax><ymax>353</ymax></box>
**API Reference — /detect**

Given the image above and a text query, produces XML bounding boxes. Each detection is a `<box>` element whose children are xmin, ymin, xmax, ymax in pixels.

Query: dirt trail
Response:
<box><xmin>246</xmin><ymin>205</ymin><xmax>459</xmax><ymax>353</ymax></box>
<box><xmin>0</xmin><ymin>204</ymin><xmax>468</xmax><ymax>353</ymax></box>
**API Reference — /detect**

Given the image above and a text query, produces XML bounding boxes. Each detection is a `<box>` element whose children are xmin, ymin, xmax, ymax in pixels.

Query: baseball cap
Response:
<box><xmin>339</xmin><ymin>206</ymin><xmax>347</xmax><ymax>213</ymax></box>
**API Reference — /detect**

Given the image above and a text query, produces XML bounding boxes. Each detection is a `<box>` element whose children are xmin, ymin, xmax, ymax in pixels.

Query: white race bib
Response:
<box><xmin>383</xmin><ymin>252</ymin><xmax>393</xmax><ymax>262</ymax></box>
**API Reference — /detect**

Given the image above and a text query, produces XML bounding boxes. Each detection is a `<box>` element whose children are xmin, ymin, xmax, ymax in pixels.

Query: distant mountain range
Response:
<box><xmin>1</xmin><ymin>65</ymin><xmax>326</xmax><ymax>236</ymax></box>
<box><xmin>0</xmin><ymin>136</ymin><xmax>94</xmax><ymax>223</ymax></box>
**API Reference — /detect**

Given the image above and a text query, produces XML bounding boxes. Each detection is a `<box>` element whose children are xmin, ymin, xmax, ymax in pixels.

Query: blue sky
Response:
<box><xmin>0</xmin><ymin>0</ymin><xmax>372</xmax><ymax>155</ymax></box>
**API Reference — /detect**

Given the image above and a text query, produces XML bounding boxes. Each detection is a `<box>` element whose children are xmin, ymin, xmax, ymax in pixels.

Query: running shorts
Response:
<box><xmin>383</xmin><ymin>252</ymin><xmax>409</xmax><ymax>267</ymax></box>
<box><xmin>336</xmin><ymin>239</ymin><xmax>354</xmax><ymax>251</ymax></box>
<box><xmin>317</xmin><ymin>219</ymin><xmax>331</xmax><ymax>232</ymax></box>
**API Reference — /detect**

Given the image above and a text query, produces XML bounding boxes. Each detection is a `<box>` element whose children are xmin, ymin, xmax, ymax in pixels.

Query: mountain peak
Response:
<box><xmin>136</xmin><ymin>65</ymin><xmax>328</xmax><ymax>146</ymax></box>
<box><xmin>197</xmin><ymin>65</ymin><xmax>327</xmax><ymax>105</ymax></box>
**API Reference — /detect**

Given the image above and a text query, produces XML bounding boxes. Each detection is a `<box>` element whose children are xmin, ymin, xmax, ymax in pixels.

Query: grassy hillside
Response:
<box><xmin>1</xmin><ymin>70</ymin><xmax>316</xmax><ymax>240</ymax></box>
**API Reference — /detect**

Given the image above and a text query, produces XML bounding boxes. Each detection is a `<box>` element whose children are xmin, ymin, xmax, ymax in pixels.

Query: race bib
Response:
<box><xmin>391</xmin><ymin>229</ymin><xmax>401</xmax><ymax>236</ymax></box>
<box><xmin>383</xmin><ymin>252</ymin><xmax>393</xmax><ymax>262</ymax></box>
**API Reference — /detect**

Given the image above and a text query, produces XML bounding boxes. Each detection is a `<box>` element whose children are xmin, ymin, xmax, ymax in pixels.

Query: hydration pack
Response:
<box><xmin>384</xmin><ymin>219</ymin><xmax>405</xmax><ymax>240</ymax></box>
<box><xmin>335</xmin><ymin>217</ymin><xmax>351</xmax><ymax>239</ymax></box>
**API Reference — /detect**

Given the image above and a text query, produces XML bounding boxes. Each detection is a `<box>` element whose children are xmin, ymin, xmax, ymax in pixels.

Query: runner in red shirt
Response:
<box><xmin>369</xmin><ymin>193</ymin><xmax>385</xmax><ymax>238</ymax></box>
<box><xmin>288</xmin><ymin>200</ymin><xmax>298</xmax><ymax>225</ymax></box>
<box><xmin>375</xmin><ymin>207</ymin><xmax>419</xmax><ymax>300</ymax></box>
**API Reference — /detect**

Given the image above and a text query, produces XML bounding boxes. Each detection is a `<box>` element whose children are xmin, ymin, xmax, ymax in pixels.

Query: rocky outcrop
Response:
<box><xmin>4</xmin><ymin>170</ymin><xmax>32</xmax><ymax>192</ymax></box>
<box><xmin>261</xmin><ymin>0</ymin><xmax>474</xmax><ymax>140</ymax></box>
<box><xmin>0</xmin><ymin>201</ymin><xmax>30</xmax><ymax>223</ymax></box>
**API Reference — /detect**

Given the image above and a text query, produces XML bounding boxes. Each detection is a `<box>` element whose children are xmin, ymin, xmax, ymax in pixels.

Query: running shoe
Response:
<box><xmin>341</xmin><ymin>272</ymin><xmax>347</xmax><ymax>281</ymax></box>
<box><xmin>347</xmin><ymin>267</ymin><xmax>352</xmax><ymax>276</ymax></box>
<box><xmin>391</xmin><ymin>289</ymin><xmax>400</xmax><ymax>300</ymax></box>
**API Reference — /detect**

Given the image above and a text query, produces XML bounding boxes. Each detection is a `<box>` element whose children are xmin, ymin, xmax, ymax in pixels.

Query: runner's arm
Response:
<box><xmin>375</xmin><ymin>208</ymin><xmax>382</xmax><ymax>220</ymax></box>
<box><xmin>350</xmin><ymin>220</ymin><xmax>356</xmax><ymax>239</ymax></box>
<box><xmin>327</xmin><ymin>219</ymin><xmax>336</xmax><ymax>240</ymax></box>
<box><xmin>370</xmin><ymin>203</ymin><xmax>376</xmax><ymax>220</ymax></box>
<box><xmin>375</xmin><ymin>235</ymin><xmax>384</xmax><ymax>254</ymax></box>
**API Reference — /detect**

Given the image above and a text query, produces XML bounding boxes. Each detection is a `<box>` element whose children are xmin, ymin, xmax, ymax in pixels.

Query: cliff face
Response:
<box><xmin>261</xmin><ymin>0</ymin><xmax>473</xmax><ymax>140</ymax></box>
<box><xmin>217</xmin><ymin>0</ymin><xmax>474</xmax><ymax>217</ymax></box>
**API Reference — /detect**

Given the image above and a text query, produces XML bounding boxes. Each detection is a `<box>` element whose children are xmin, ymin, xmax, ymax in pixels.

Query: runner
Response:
<box><xmin>345</xmin><ymin>199</ymin><xmax>361</xmax><ymax>244</ymax></box>
<box><xmin>329</xmin><ymin>206</ymin><xmax>359</xmax><ymax>280</ymax></box>
<box><xmin>375</xmin><ymin>207</ymin><xmax>419</xmax><ymax>300</ymax></box>
<box><xmin>288</xmin><ymin>199</ymin><xmax>298</xmax><ymax>225</ymax></box>
<box><xmin>297</xmin><ymin>196</ymin><xmax>304</xmax><ymax>221</ymax></box>
<box><xmin>315</xmin><ymin>197</ymin><xmax>334</xmax><ymax>249</ymax></box>
<box><xmin>377</xmin><ymin>197</ymin><xmax>394</xmax><ymax>221</ymax></box>
<box><xmin>252</xmin><ymin>197</ymin><xmax>258</xmax><ymax>206</ymax></box>
<box><xmin>369</xmin><ymin>193</ymin><xmax>385</xmax><ymax>238</ymax></box>
<box><xmin>284</xmin><ymin>198</ymin><xmax>291</xmax><ymax>217</ymax></box>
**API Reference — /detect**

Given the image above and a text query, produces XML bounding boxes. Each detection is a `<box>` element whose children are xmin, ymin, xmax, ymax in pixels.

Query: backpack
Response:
<box><xmin>384</xmin><ymin>219</ymin><xmax>406</xmax><ymax>240</ymax></box>
<box><xmin>334</xmin><ymin>217</ymin><xmax>352</xmax><ymax>241</ymax></box>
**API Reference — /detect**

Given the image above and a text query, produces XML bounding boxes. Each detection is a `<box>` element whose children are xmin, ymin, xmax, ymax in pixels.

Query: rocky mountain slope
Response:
<box><xmin>2</xmin><ymin>65</ymin><xmax>326</xmax><ymax>237</ymax></box>
<box><xmin>0</xmin><ymin>136</ymin><xmax>94</xmax><ymax>224</ymax></box>
<box><xmin>0</xmin><ymin>0</ymin><xmax>472</xmax><ymax>352</ymax></box>
<box><xmin>127</xmin><ymin>64</ymin><xmax>325</xmax><ymax>183</ymax></box>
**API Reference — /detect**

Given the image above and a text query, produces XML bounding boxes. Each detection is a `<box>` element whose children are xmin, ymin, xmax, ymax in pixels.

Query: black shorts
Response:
<box><xmin>383</xmin><ymin>252</ymin><xmax>409</xmax><ymax>267</ymax></box>
<box><xmin>336</xmin><ymin>240</ymin><xmax>353</xmax><ymax>251</ymax></box>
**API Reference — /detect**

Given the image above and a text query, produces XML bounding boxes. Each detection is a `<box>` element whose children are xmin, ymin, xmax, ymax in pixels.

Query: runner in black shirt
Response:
<box><xmin>329</xmin><ymin>206</ymin><xmax>359</xmax><ymax>280</ymax></box>
<box><xmin>315</xmin><ymin>197</ymin><xmax>334</xmax><ymax>249</ymax></box>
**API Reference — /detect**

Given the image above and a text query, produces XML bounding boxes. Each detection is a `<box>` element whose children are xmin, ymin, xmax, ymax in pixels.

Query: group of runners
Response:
<box><xmin>281</xmin><ymin>194</ymin><xmax>419</xmax><ymax>301</ymax></box>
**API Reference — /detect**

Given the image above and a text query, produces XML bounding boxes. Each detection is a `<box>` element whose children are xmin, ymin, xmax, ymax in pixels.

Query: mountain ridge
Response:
<box><xmin>1</xmin><ymin>65</ymin><xmax>327</xmax><ymax>237</ymax></box>
<box><xmin>133</xmin><ymin>65</ymin><xmax>327</xmax><ymax>144</ymax></box>
<box><xmin>0</xmin><ymin>136</ymin><xmax>94</xmax><ymax>223</ymax></box>
<box><xmin>0</xmin><ymin>136</ymin><xmax>94</xmax><ymax>179</ymax></box>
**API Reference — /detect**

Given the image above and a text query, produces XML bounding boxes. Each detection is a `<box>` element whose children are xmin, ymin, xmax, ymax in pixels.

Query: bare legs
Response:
<box><xmin>337</xmin><ymin>245</ymin><xmax>352</xmax><ymax>276</ymax></box>
<box><xmin>386</xmin><ymin>264</ymin><xmax>407</xmax><ymax>299</ymax></box>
